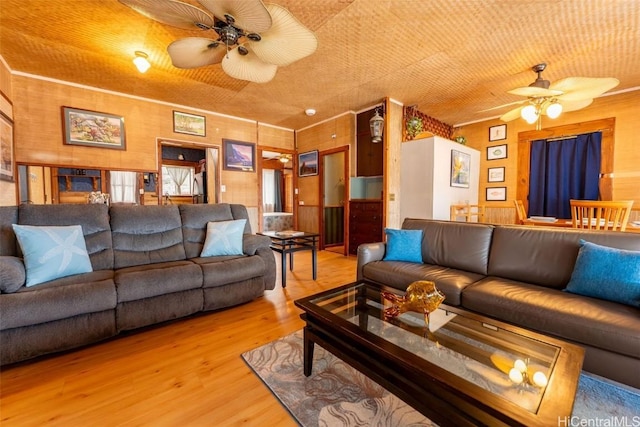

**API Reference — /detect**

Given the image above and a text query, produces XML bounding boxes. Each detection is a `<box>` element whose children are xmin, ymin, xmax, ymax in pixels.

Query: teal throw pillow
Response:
<box><xmin>565</xmin><ymin>240</ymin><xmax>640</xmax><ymax>307</ymax></box>
<box><xmin>383</xmin><ymin>228</ymin><xmax>423</xmax><ymax>263</ymax></box>
<box><xmin>12</xmin><ymin>224</ymin><xmax>93</xmax><ymax>287</ymax></box>
<box><xmin>201</xmin><ymin>219</ymin><xmax>247</xmax><ymax>257</ymax></box>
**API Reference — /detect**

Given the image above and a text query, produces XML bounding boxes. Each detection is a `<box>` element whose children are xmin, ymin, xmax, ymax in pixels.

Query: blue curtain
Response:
<box><xmin>529</xmin><ymin>132</ymin><xmax>601</xmax><ymax>219</ymax></box>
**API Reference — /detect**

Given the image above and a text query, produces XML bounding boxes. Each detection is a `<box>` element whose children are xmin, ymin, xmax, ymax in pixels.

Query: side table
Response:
<box><xmin>258</xmin><ymin>231</ymin><xmax>319</xmax><ymax>287</ymax></box>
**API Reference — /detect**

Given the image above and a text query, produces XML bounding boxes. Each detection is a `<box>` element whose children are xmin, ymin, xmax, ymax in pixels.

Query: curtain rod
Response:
<box><xmin>534</xmin><ymin>129</ymin><xmax>607</xmax><ymax>142</ymax></box>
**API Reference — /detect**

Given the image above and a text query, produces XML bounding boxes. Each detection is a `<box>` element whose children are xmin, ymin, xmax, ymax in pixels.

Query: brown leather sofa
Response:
<box><xmin>357</xmin><ymin>218</ymin><xmax>640</xmax><ymax>389</ymax></box>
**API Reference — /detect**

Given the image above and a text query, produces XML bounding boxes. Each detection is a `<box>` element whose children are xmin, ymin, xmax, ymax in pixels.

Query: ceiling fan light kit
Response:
<box><xmin>120</xmin><ymin>0</ymin><xmax>318</xmax><ymax>83</ymax></box>
<box><xmin>496</xmin><ymin>63</ymin><xmax>619</xmax><ymax>130</ymax></box>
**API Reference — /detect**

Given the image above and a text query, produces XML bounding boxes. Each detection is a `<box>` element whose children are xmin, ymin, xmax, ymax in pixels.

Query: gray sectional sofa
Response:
<box><xmin>0</xmin><ymin>203</ymin><xmax>276</xmax><ymax>365</ymax></box>
<box><xmin>357</xmin><ymin>218</ymin><xmax>640</xmax><ymax>389</ymax></box>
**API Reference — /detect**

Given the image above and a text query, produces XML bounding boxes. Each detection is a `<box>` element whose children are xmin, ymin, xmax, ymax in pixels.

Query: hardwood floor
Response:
<box><xmin>0</xmin><ymin>251</ymin><xmax>358</xmax><ymax>427</ymax></box>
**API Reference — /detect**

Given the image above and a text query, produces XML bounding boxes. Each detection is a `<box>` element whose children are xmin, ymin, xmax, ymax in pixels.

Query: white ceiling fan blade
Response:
<box><xmin>167</xmin><ymin>37</ymin><xmax>226</xmax><ymax>68</ymax></box>
<box><xmin>198</xmin><ymin>0</ymin><xmax>271</xmax><ymax>33</ymax></box>
<box><xmin>507</xmin><ymin>86</ymin><xmax>563</xmax><ymax>97</ymax></box>
<box><xmin>559</xmin><ymin>98</ymin><xmax>593</xmax><ymax>113</ymax></box>
<box><xmin>477</xmin><ymin>100</ymin><xmax>526</xmax><ymax>113</ymax></box>
<box><xmin>248</xmin><ymin>4</ymin><xmax>318</xmax><ymax>67</ymax></box>
<box><xmin>119</xmin><ymin>0</ymin><xmax>214</xmax><ymax>30</ymax></box>
<box><xmin>500</xmin><ymin>106</ymin><xmax>526</xmax><ymax>122</ymax></box>
<box><xmin>222</xmin><ymin>46</ymin><xmax>277</xmax><ymax>83</ymax></box>
<box><xmin>552</xmin><ymin>77</ymin><xmax>620</xmax><ymax>101</ymax></box>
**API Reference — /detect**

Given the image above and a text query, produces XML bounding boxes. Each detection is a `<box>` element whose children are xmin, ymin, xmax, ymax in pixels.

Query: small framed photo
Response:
<box><xmin>487</xmin><ymin>144</ymin><xmax>508</xmax><ymax>160</ymax></box>
<box><xmin>223</xmin><ymin>139</ymin><xmax>255</xmax><ymax>172</ymax></box>
<box><xmin>486</xmin><ymin>187</ymin><xmax>507</xmax><ymax>201</ymax></box>
<box><xmin>450</xmin><ymin>149</ymin><xmax>470</xmax><ymax>188</ymax></box>
<box><xmin>488</xmin><ymin>166</ymin><xmax>505</xmax><ymax>183</ymax></box>
<box><xmin>62</xmin><ymin>107</ymin><xmax>125</xmax><ymax>150</ymax></box>
<box><xmin>0</xmin><ymin>112</ymin><xmax>14</xmax><ymax>182</ymax></box>
<box><xmin>173</xmin><ymin>111</ymin><xmax>206</xmax><ymax>136</ymax></box>
<box><xmin>489</xmin><ymin>124</ymin><xmax>507</xmax><ymax>141</ymax></box>
<box><xmin>298</xmin><ymin>150</ymin><xmax>318</xmax><ymax>177</ymax></box>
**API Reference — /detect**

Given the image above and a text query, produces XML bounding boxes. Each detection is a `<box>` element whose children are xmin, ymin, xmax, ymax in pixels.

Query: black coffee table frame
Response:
<box><xmin>295</xmin><ymin>281</ymin><xmax>585</xmax><ymax>427</ymax></box>
<box><xmin>258</xmin><ymin>231</ymin><xmax>319</xmax><ymax>288</ymax></box>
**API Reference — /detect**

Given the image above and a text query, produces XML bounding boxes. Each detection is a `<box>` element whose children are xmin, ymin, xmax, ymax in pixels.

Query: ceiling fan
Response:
<box><xmin>490</xmin><ymin>63</ymin><xmax>619</xmax><ymax>129</ymax></box>
<box><xmin>119</xmin><ymin>0</ymin><xmax>318</xmax><ymax>83</ymax></box>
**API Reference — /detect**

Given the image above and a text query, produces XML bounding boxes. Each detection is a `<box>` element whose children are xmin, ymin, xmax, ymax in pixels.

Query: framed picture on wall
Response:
<box><xmin>450</xmin><ymin>149</ymin><xmax>470</xmax><ymax>188</ymax></box>
<box><xmin>489</xmin><ymin>124</ymin><xmax>507</xmax><ymax>141</ymax></box>
<box><xmin>0</xmin><ymin>112</ymin><xmax>14</xmax><ymax>182</ymax></box>
<box><xmin>173</xmin><ymin>111</ymin><xmax>206</xmax><ymax>137</ymax></box>
<box><xmin>298</xmin><ymin>150</ymin><xmax>318</xmax><ymax>177</ymax></box>
<box><xmin>62</xmin><ymin>107</ymin><xmax>126</xmax><ymax>150</ymax></box>
<box><xmin>488</xmin><ymin>166</ymin><xmax>505</xmax><ymax>182</ymax></box>
<box><xmin>486</xmin><ymin>144</ymin><xmax>508</xmax><ymax>160</ymax></box>
<box><xmin>486</xmin><ymin>186</ymin><xmax>507</xmax><ymax>201</ymax></box>
<box><xmin>223</xmin><ymin>139</ymin><xmax>255</xmax><ymax>172</ymax></box>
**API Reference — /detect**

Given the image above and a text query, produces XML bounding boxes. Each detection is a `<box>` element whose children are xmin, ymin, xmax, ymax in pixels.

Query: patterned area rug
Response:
<box><xmin>242</xmin><ymin>331</ymin><xmax>640</xmax><ymax>427</ymax></box>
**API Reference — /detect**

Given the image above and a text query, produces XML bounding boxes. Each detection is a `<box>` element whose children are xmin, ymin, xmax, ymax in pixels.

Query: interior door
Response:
<box><xmin>320</xmin><ymin>148</ymin><xmax>348</xmax><ymax>254</ymax></box>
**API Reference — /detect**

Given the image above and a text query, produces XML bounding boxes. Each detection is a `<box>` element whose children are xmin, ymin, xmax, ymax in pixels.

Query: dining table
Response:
<box><xmin>522</xmin><ymin>218</ymin><xmax>640</xmax><ymax>234</ymax></box>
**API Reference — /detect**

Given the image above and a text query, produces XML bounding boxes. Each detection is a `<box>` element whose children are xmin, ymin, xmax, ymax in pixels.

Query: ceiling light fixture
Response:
<box><xmin>133</xmin><ymin>51</ymin><xmax>150</xmax><ymax>73</ymax></box>
<box><xmin>370</xmin><ymin>105</ymin><xmax>385</xmax><ymax>143</ymax></box>
<box><xmin>305</xmin><ymin>108</ymin><xmax>316</xmax><ymax>116</ymax></box>
<box><xmin>278</xmin><ymin>154</ymin><xmax>290</xmax><ymax>163</ymax></box>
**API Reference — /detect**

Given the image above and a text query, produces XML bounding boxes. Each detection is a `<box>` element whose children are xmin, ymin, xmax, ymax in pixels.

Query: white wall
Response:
<box><xmin>400</xmin><ymin>136</ymin><xmax>480</xmax><ymax>222</ymax></box>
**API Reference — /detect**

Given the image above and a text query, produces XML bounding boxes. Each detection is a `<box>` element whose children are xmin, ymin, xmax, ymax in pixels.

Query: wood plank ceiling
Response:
<box><xmin>0</xmin><ymin>0</ymin><xmax>637</xmax><ymax>130</ymax></box>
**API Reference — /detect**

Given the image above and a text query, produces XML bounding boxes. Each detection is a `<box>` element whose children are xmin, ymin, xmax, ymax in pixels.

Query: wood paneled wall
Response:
<box><xmin>453</xmin><ymin>90</ymin><xmax>640</xmax><ymax>223</ymax></box>
<box><xmin>295</xmin><ymin>113</ymin><xmax>355</xmax><ymax>233</ymax></box>
<box><xmin>6</xmin><ymin>74</ymin><xmax>294</xmax><ymax>208</ymax></box>
<box><xmin>0</xmin><ymin>58</ymin><xmax>15</xmax><ymax>205</ymax></box>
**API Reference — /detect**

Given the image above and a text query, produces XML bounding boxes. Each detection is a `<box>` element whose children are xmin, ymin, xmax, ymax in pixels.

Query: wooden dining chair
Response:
<box><xmin>514</xmin><ymin>200</ymin><xmax>526</xmax><ymax>224</ymax></box>
<box><xmin>569</xmin><ymin>199</ymin><xmax>633</xmax><ymax>231</ymax></box>
<box><xmin>450</xmin><ymin>204</ymin><xmax>485</xmax><ymax>223</ymax></box>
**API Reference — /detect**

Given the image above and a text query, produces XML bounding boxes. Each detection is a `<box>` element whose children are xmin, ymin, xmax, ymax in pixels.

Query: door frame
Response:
<box><xmin>318</xmin><ymin>145</ymin><xmax>350</xmax><ymax>253</ymax></box>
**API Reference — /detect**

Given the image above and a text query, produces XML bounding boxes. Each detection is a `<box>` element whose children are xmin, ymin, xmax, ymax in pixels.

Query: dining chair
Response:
<box><xmin>569</xmin><ymin>199</ymin><xmax>633</xmax><ymax>231</ymax></box>
<box><xmin>450</xmin><ymin>204</ymin><xmax>485</xmax><ymax>223</ymax></box>
<box><xmin>514</xmin><ymin>200</ymin><xmax>526</xmax><ymax>224</ymax></box>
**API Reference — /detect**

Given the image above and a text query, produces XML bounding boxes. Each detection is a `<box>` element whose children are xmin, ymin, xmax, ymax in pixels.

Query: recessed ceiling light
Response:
<box><xmin>305</xmin><ymin>108</ymin><xmax>316</xmax><ymax>116</ymax></box>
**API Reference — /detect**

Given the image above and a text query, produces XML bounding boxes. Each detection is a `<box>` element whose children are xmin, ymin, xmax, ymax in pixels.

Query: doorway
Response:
<box><xmin>320</xmin><ymin>147</ymin><xmax>349</xmax><ymax>254</ymax></box>
<box><xmin>258</xmin><ymin>147</ymin><xmax>295</xmax><ymax>232</ymax></box>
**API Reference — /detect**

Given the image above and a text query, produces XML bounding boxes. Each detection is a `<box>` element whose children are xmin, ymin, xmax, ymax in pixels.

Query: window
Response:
<box><xmin>162</xmin><ymin>165</ymin><xmax>194</xmax><ymax>196</ymax></box>
<box><xmin>110</xmin><ymin>171</ymin><xmax>137</xmax><ymax>203</ymax></box>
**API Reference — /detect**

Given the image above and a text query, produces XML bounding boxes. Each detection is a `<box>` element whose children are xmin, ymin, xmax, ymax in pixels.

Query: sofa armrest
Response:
<box><xmin>0</xmin><ymin>256</ymin><xmax>26</xmax><ymax>293</ymax></box>
<box><xmin>243</xmin><ymin>234</ymin><xmax>272</xmax><ymax>256</ymax></box>
<box><xmin>356</xmin><ymin>242</ymin><xmax>386</xmax><ymax>281</ymax></box>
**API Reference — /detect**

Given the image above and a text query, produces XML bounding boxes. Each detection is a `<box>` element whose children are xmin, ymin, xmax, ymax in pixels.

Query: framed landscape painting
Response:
<box><xmin>173</xmin><ymin>111</ymin><xmax>206</xmax><ymax>137</ymax></box>
<box><xmin>298</xmin><ymin>150</ymin><xmax>318</xmax><ymax>177</ymax></box>
<box><xmin>0</xmin><ymin>112</ymin><xmax>14</xmax><ymax>182</ymax></box>
<box><xmin>223</xmin><ymin>139</ymin><xmax>255</xmax><ymax>172</ymax></box>
<box><xmin>62</xmin><ymin>107</ymin><xmax>126</xmax><ymax>150</ymax></box>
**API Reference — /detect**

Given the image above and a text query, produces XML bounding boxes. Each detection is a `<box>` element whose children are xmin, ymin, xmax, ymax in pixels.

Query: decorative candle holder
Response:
<box><xmin>508</xmin><ymin>358</ymin><xmax>548</xmax><ymax>391</ymax></box>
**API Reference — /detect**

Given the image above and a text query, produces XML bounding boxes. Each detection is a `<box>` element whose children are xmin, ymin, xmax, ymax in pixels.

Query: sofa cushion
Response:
<box><xmin>487</xmin><ymin>226</ymin><xmax>640</xmax><ymax>290</ymax></box>
<box><xmin>179</xmin><ymin>204</ymin><xmax>235</xmax><ymax>258</ymax></box>
<box><xmin>565</xmin><ymin>240</ymin><xmax>640</xmax><ymax>307</ymax></box>
<box><xmin>114</xmin><ymin>260</ymin><xmax>203</xmax><ymax>303</ymax></box>
<box><xmin>461</xmin><ymin>277</ymin><xmax>640</xmax><ymax>359</ymax></box>
<box><xmin>0</xmin><ymin>270</ymin><xmax>116</xmax><ymax>330</ymax></box>
<box><xmin>362</xmin><ymin>261</ymin><xmax>484</xmax><ymax>306</ymax></box>
<box><xmin>383</xmin><ymin>228</ymin><xmax>423</xmax><ymax>263</ymax></box>
<box><xmin>18</xmin><ymin>204</ymin><xmax>113</xmax><ymax>270</ymax></box>
<box><xmin>201</xmin><ymin>219</ymin><xmax>246</xmax><ymax>257</ymax></box>
<box><xmin>110</xmin><ymin>205</ymin><xmax>186</xmax><ymax>269</ymax></box>
<box><xmin>191</xmin><ymin>255</ymin><xmax>266</xmax><ymax>289</ymax></box>
<box><xmin>0</xmin><ymin>256</ymin><xmax>25</xmax><ymax>293</ymax></box>
<box><xmin>12</xmin><ymin>224</ymin><xmax>93</xmax><ymax>287</ymax></box>
<box><xmin>402</xmin><ymin>219</ymin><xmax>494</xmax><ymax>275</ymax></box>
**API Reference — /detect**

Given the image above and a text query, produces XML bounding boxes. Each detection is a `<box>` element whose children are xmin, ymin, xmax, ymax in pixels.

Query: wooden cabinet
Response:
<box><xmin>356</xmin><ymin>110</ymin><xmax>383</xmax><ymax>177</ymax></box>
<box><xmin>349</xmin><ymin>200</ymin><xmax>383</xmax><ymax>254</ymax></box>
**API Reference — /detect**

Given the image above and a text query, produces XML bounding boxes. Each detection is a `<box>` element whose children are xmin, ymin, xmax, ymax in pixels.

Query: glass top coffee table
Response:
<box><xmin>294</xmin><ymin>280</ymin><xmax>585</xmax><ymax>427</ymax></box>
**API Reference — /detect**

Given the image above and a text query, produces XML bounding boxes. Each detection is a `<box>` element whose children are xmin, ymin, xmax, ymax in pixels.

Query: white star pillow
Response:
<box><xmin>201</xmin><ymin>219</ymin><xmax>247</xmax><ymax>257</ymax></box>
<box><xmin>12</xmin><ymin>224</ymin><xmax>93</xmax><ymax>287</ymax></box>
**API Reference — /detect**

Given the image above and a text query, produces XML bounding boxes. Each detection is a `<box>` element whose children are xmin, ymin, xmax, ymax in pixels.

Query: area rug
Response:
<box><xmin>241</xmin><ymin>330</ymin><xmax>640</xmax><ymax>427</ymax></box>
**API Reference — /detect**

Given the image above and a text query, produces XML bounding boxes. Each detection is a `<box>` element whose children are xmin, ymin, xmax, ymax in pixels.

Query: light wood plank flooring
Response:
<box><xmin>0</xmin><ymin>251</ymin><xmax>358</xmax><ymax>426</ymax></box>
